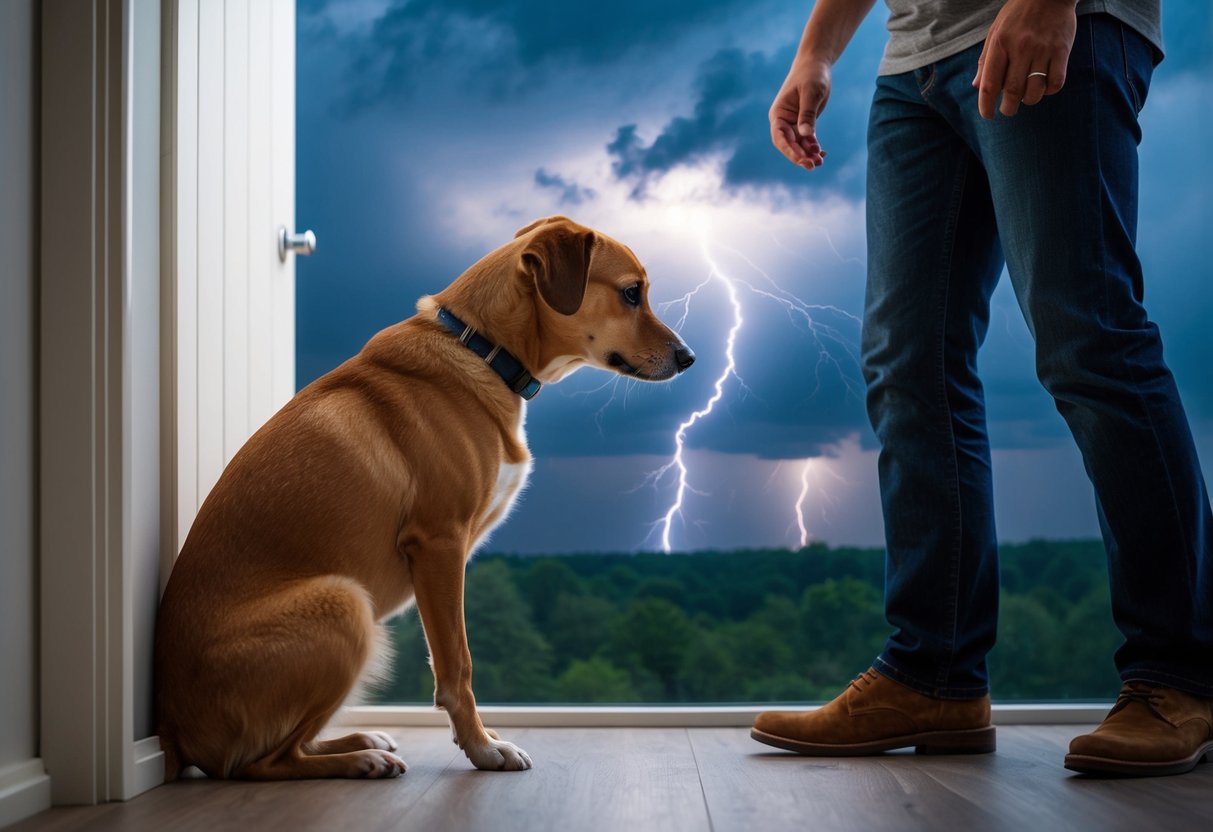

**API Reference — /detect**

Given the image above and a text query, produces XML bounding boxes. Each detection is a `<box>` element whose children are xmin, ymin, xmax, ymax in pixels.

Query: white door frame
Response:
<box><xmin>39</xmin><ymin>0</ymin><xmax>297</xmax><ymax>807</ymax></box>
<box><xmin>40</xmin><ymin>0</ymin><xmax>164</xmax><ymax>805</ymax></box>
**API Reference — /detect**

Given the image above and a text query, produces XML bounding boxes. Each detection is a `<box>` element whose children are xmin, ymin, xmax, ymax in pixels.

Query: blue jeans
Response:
<box><xmin>863</xmin><ymin>14</ymin><xmax>1213</xmax><ymax>699</ymax></box>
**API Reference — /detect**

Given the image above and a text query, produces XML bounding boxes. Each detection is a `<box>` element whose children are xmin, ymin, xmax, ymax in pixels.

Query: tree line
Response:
<box><xmin>370</xmin><ymin>539</ymin><xmax>1124</xmax><ymax>704</ymax></box>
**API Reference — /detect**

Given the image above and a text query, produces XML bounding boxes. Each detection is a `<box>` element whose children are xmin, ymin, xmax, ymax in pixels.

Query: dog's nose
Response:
<box><xmin>674</xmin><ymin>345</ymin><xmax>696</xmax><ymax>372</ymax></box>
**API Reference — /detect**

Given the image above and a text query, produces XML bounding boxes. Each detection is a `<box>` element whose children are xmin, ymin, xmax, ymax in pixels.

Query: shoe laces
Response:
<box><xmin>848</xmin><ymin>668</ymin><xmax>880</xmax><ymax>693</ymax></box>
<box><xmin>1112</xmin><ymin>682</ymin><xmax>1166</xmax><ymax>719</ymax></box>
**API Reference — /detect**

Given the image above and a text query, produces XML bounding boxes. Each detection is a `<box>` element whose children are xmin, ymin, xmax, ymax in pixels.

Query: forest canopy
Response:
<box><xmin>371</xmin><ymin>539</ymin><xmax>1123</xmax><ymax>705</ymax></box>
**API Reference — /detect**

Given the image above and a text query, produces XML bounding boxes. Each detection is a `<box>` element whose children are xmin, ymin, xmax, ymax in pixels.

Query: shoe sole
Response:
<box><xmin>750</xmin><ymin>725</ymin><xmax>996</xmax><ymax>756</ymax></box>
<box><xmin>1064</xmin><ymin>742</ymin><xmax>1213</xmax><ymax>777</ymax></box>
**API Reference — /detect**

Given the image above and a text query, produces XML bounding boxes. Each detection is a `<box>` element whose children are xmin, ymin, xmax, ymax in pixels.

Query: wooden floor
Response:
<box><xmin>13</xmin><ymin>726</ymin><xmax>1212</xmax><ymax>832</ymax></box>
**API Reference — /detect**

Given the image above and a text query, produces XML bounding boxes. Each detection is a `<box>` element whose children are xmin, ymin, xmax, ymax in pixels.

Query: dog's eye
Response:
<box><xmin>621</xmin><ymin>284</ymin><xmax>642</xmax><ymax>307</ymax></box>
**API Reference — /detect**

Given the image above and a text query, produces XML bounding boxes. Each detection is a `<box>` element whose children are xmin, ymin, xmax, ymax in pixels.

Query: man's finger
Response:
<box><xmin>774</xmin><ymin>120</ymin><xmax>823</xmax><ymax>168</ymax></box>
<box><xmin>977</xmin><ymin>44</ymin><xmax>1008</xmax><ymax>119</ymax></box>
<box><xmin>999</xmin><ymin>55</ymin><xmax>1030</xmax><ymax>117</ymax></box>
<box><xmin>796</xmin><ymin>80</ymin><xmax>827</xmax><ymax>137</ymax></box>
<box><xmin>796</xmin><ymin>108</ymin><xmax>818</xmax><ymax>140</ymax></box>
<box><xmin>771</xmin><ymin>120</ymin><xmax>805</xmax><ymax>164</ymax></box>
<box><xmin>1021</xmin><ymin>69</ymin><xmax>1048</xmax><ymax>106</ymax></box>
<box><xmin>1045</xmin><ymin>48</ymin><xmax>1069</xmax><ymax>95</ymax></box>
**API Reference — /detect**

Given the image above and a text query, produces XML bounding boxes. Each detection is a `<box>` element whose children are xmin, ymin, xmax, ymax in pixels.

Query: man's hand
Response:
<box><xmin>770</xmin><ymin>55</ymin><xmax>832</xmax><ymax>170</ymax></box>
<box><xmin>974</xmin><ymin>0</ymin><xmax>1077</xmax><ymax>118</ymax></box>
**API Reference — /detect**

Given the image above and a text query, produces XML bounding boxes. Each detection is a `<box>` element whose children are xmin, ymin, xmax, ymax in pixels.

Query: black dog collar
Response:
<box><xmin>436</xmin><ymin>307</ymin><xmax>542</xmax><ymax>401</ymax></box>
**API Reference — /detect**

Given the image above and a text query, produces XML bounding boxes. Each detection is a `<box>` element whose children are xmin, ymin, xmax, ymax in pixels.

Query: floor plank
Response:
<box><xmin>10</xmin><ymin>726</ymin><xmax>1212</xmax><ymax>832</ymax></box>
<box><xmin>692</xmin><ymin>725</ymin><xmax>1213</xmax><ymax>832</ymax></box>
<box><xmin>398</xmin><ymin>728</ymin><xmax>712</xmax><ymax>832</ymax></box>
<box><xmin>8</xmin><ymin>727</ymin><xmax>462</xmax><ymax>832</ymax></box>
<box><xmin>691</xmin><ymin>728</ymin><xmax>1001</xmax><ymax>832</ymax></box>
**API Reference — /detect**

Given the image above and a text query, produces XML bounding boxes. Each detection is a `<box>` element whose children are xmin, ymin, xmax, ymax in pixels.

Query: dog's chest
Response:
<box><xmin>476</xmin><ymin>406</ymin><xmax>532</xmax><ymax>538</ymax></box>
<box><xmin>487</xmin><ymin>457</ymin><xmax>531</xmax><ymax>520</ymax></box>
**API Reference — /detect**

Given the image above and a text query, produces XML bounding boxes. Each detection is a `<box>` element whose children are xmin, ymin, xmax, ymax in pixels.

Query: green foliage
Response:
<box><xmin>557</xmin><ymin>657</ymin><xmax>638</xmax><ymax>702</ymax></box>
<box><xmin>368</xmin><ymin>540</ymin><xmax>1123</xmax><ymax>705</ymax></box>
<box><xmin>609</xmin><ymin>597</ymin><xmax>697</xmax><ymax>698</ymax></box>
<box><xmin>464</xmin><ymin>560</ymin><xmax>555</xmax><ymax>702</ymax></box>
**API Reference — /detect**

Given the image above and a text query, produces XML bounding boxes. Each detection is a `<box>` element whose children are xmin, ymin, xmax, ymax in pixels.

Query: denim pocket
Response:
<box><xmin>1118</xmin><ymin>20</ymin><xmax>1154</xmax><ymax>115</ymax></box>
<box><xmin>914</xmin><ymin>64</ymin><xmax>937</xmax><ymax>99</ymax></box>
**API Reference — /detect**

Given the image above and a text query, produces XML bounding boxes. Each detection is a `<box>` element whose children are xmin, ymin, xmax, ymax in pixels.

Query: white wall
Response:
<box><xmin>0</xmin><ymin>0</ymin><xmax>51</xmax><ymax>825</ymax></box>
<box><xmin>0</xmin><ymin>0</ymin><xmax>40</xmax><ymax>772</ymax></box>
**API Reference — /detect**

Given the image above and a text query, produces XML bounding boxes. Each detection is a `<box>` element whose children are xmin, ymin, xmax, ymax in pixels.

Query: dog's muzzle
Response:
<box><xmin>609</xmin><ymin>342</ymin><xmax>695</xmax><ymax>378</ymax></box>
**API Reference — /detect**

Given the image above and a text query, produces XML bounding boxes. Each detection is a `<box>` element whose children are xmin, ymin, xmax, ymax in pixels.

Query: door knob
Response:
<box><xmin>278</xmin><ymin>226</ymin><xmax>316</xmax><ymax>261</ymax></box>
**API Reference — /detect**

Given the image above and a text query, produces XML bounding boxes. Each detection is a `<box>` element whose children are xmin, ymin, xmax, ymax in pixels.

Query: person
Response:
<box><xmin>751</xmin><ymin>0</ymin><xmax>1213</xmax><ymax>777</ymax></box>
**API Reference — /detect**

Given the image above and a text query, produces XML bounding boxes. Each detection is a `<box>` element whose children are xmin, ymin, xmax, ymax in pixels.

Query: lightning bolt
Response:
<box><xmin>794</xmin><ymin>460</ymin><xmax>813</xmax><ymax>549</ymax></box>
<box><xmin>649</xmin><ymin>241</ymin><xmax>744</xmax><ymax>553</ymax></box>
<box><xmin>789</xmin><ymin>455</ymin><xmax>850</xmax><ymax>550</ymax></box>
<box><xmin>643</xmin><ymin>233</ymin><xmax>863</xmax><ymax>553</ymax></box>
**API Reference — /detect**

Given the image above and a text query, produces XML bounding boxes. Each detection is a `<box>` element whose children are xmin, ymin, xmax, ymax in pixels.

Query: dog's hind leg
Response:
<box><xmin>407</xmin><ymin>534</ymin><xmax>532</xmax><ymax>771</ymax></box>
<box><xmin>242</xmin><ymin>726</ymin><xmax>406</xmax><ymax>780</ymax></box>
<box><xmin>304</xmin><ymin>731</ymin><xmax>398</xmax><ymax>755</ymax></box>
<box><xmin>200</xmin><ymin>575</ymin><xmax>405</xmax><ymax>780</ymax></box>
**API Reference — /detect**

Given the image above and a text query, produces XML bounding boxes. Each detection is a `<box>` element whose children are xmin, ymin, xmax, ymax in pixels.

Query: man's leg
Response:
<box><xmin>863</xmin><ymin>67</ymin><xmax>1005</xmax><ymax>701</ymax></box>
<box><xmin>960</xmin><ymin>14</ymin><xmax>1213</xmax><ymax>775</ymax></box>
<box><xmin>971</xmin><ymin>14</ymin><xmax>1213</xmax><ymax>697</ymax></box>
<box><xmin>753</xmin><ymin>66</ymin><xmax>1004</xmax><ymax>755</ymax></box>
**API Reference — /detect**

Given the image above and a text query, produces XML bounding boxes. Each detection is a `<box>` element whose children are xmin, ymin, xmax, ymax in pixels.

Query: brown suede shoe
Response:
<box><xmin>1065</xmin><ymin>681</ymin><xmax>1213</xmax><ymax>776</ymax></box>
<box><xmin>751</xmin><ymin>668</ymin><xmax>995</xmax><ymax>755</ymax></box>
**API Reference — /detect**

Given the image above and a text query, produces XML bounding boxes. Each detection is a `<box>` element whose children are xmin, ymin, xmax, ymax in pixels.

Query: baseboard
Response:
<box><xmin>0</xmin><ymin>758</ymin><xmax>51</xmax><ymax>829</ymax></box>
<box><xmin>125</xmin><ymin>737</ymin><xmax>165</xmax><ymax>800</ymax></box>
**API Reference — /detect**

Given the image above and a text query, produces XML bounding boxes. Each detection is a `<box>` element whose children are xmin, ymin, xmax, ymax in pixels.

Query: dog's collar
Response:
<box><xmin>435</xmin><ymin>307</ymin><xmax>542</xmax><ymax>401</ymax></box>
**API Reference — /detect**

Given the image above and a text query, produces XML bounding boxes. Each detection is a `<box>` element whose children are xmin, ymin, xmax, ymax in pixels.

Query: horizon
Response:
<box><xmin>474</xmin><ymin>535</ymin><xmax>1106</xmax><ymax>558</ymax></box>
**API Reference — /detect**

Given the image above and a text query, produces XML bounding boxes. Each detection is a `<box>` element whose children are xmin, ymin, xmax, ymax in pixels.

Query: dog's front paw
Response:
<box><xmin>354</xmin><ymin>749</ymin><xmax>408</xmax><ymax>779</ymax></box>
<box><xmin>363</xmin><ymin>730</ymin><xmax>398</xmax><ymax>751</ymax></box>
<box><xmin>466</xmin><ymin>737</ymin><xmax>532</xmax><ymax>771</ymax></box>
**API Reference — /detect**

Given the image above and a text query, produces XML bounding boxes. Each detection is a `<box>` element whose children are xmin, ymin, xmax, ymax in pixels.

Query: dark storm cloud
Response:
<box><xmin>319</xmin><ymin>0</ymin><xmax>776</xmax><ymax>109</ymax></box>
<box><xmin>534</xmin><ymin>168</ymin><xmax>597</xmax><ymax>206</ymax></box>
<box><xmin>610</xmin><ymin>48</ymin><xmax>795</xmax><ymax>190</ymax></box>
<box><xmin>606</xmin><ymin>39</ymin><xmax>880</xmax><ymax>200</ymax></box>
<box><xmin>375</xmin><ymin>0</ymin><xmax>762</xmax><ymax>64</ymax></box>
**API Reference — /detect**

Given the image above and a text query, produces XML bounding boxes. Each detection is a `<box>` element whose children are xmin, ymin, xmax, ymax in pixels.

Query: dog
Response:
<box><xmin>154</xmin><ymin>216</ymin><xmax>695</xmax><ymax>780</ymax></box>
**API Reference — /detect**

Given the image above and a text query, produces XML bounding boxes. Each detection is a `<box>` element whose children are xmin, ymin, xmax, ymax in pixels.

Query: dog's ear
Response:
<box><xmin>521</xmin><ymin>223</ymin><xmax>594</xmax><ymax>316</ymax></box>
<box><xmin>514</xmin><ymin>215</ymin><xmax>574</xmax><ymax>239</ymax></box>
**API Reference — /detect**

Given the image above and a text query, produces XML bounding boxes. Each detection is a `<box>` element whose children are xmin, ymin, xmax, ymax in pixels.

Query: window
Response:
<box><xmin>296</xmin><ymin>2</ymin><xmax>1212</xmax><ymax>707</ymax></box>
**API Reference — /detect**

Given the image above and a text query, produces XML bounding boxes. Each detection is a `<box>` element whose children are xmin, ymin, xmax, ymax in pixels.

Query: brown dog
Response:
<box><xmin>155</xmin><ymin>216</ymin><xmax>694</xmax><ymax>780</ymax></box>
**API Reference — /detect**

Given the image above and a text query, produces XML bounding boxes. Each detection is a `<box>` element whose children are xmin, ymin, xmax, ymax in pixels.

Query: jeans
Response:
<box><xmin>863</xmin><ymin>13</ymin><xmax>1213</xmax><ymax>699</ymax></box>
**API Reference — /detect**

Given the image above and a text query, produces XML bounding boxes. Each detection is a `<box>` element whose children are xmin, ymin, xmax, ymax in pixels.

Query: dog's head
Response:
<box><xmin>516</xmin><ymin>216</ymin><xmax>694</xmax><ymax>383</ymax></box>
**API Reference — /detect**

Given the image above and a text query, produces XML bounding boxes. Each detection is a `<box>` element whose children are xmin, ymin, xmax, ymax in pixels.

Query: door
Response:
<box><xmin>164</xmin><ymin>0</ymin><xmax>301</xmax><ymax>559</ymax></box>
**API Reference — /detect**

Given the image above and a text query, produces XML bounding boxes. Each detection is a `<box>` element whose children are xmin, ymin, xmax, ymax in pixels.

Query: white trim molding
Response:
<box><xmin>129</xmin><ymin>738</ymin><xmax>166</xmax><ymax>799</ymax></box>
<box><xmin>336</xmin><ymin>702</ymin><xmax>1112</xmax><ymax>729</ymax></box>
<box><xmin>0</xmin><ymin>760</ymin><xmax>51</xmax><ymax>829</ymax></box>
<box><xmin>40</xmin><ymin>0</ymin><xmax>163</xmax><ymax>805</ymax></box>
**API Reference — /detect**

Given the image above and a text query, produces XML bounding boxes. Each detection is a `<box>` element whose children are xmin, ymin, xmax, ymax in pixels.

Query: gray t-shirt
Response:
<box><xmin>879</xmin><ymin>0</ymin><xmax>1163</xmax><ymax>75</ymax></box>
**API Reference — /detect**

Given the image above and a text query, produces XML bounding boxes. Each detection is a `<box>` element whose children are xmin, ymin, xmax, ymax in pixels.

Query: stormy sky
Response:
<box><xmin>296</xmin><ymin>0</ymin><xmax>1213</xmax><ymax>553</ymax></box>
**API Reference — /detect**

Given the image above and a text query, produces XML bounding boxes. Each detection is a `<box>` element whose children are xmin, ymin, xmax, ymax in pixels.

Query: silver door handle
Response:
<box><xmin>278</xmin><ymin>226</ymin><xmax>316</xmax><ymax>261</ymax></box>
